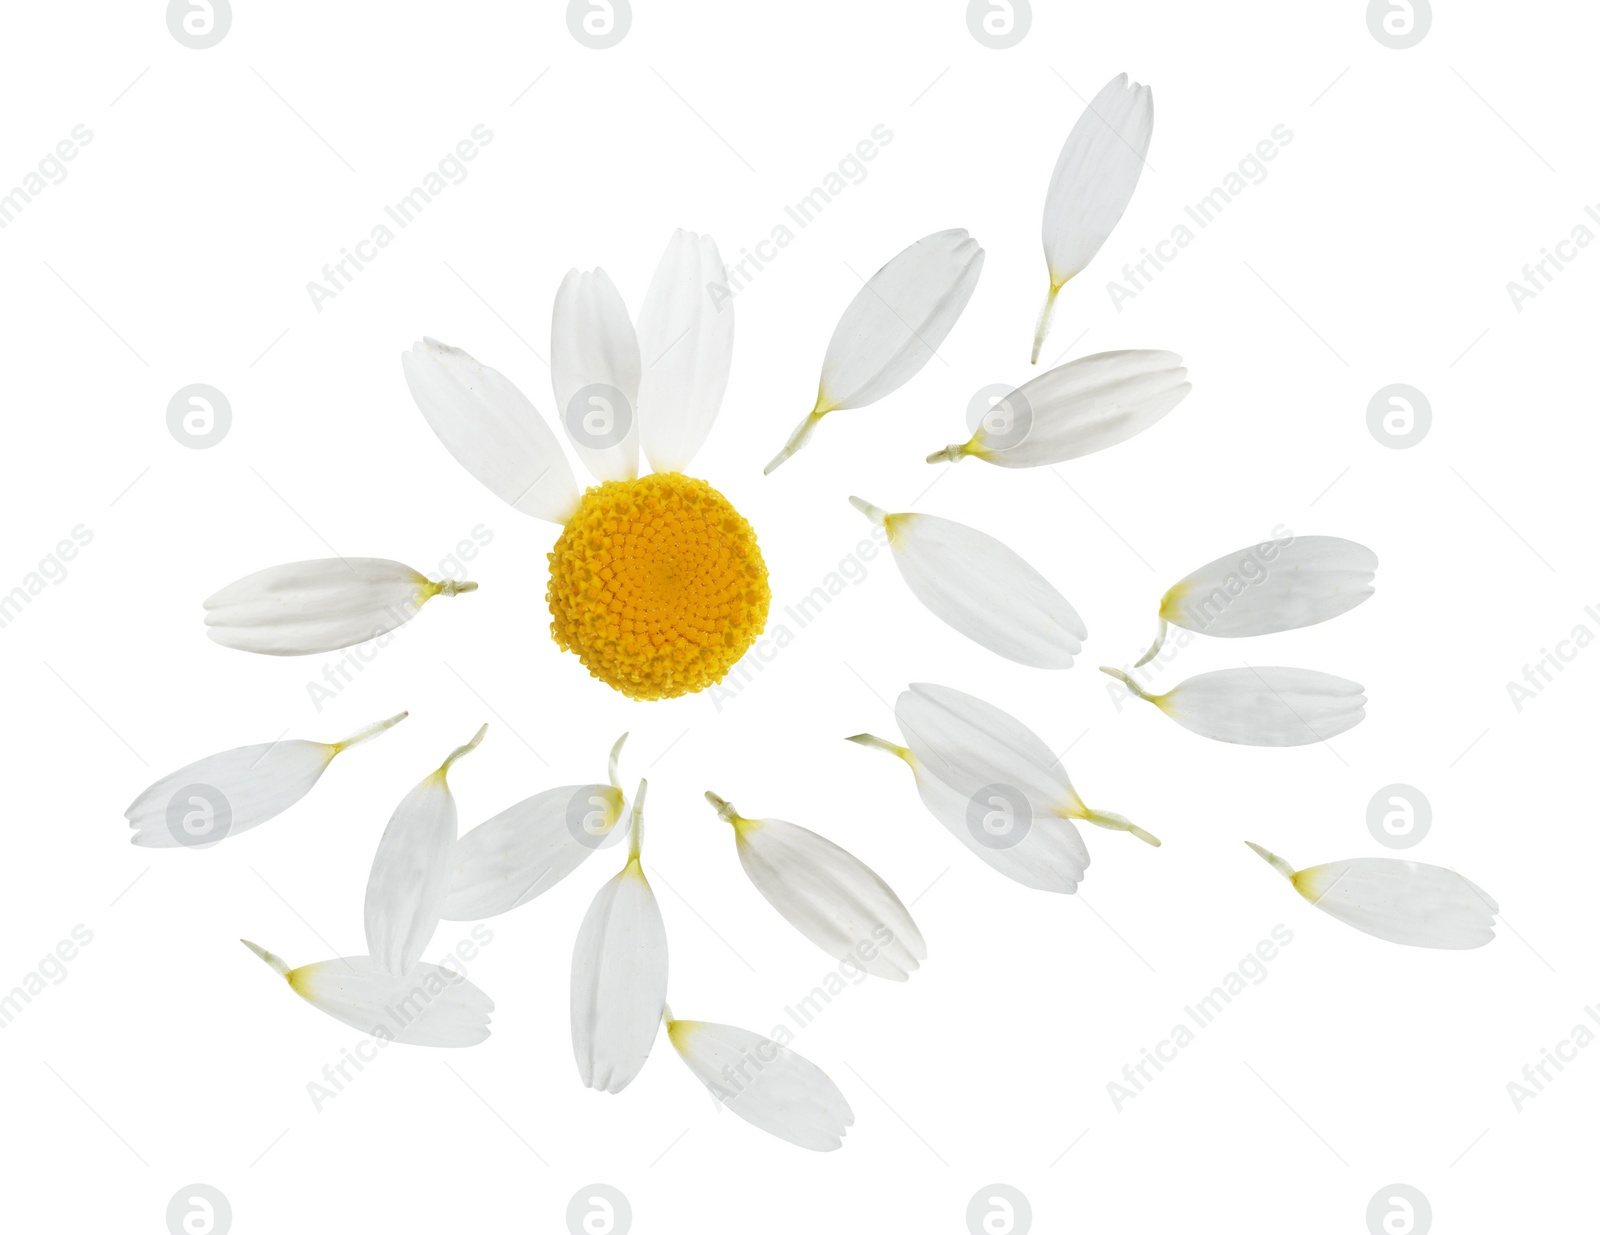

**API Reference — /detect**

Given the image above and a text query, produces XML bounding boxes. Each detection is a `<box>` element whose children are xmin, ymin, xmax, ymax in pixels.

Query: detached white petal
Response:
<box><xmin>1246</xmin><ymin>844</ymin><xmax>1497</xmax><ymax>949</ymax></box>
<box><xmin>704</xmin><ymin>792</ymin><xmax>925</xmax><ymax>980</ymax></box>
<box><xmin>1105</xmin><ymin>666</ymin><xmax>1366</xmax><ymax>746</ymax></box>
<box><xmin>243</xmin><ymin>941</ymin><xmax>493</xmax><ymax>1046</ymax></box>
<box><xmin>852</xmin><ymin>497</ymin><xmax>1085</xmax><ymax>669</ymax></box>
<box><xmin>666</xmin><ymin>1012</ymin><xmax>853</xmax><ymax>1151</ymax></box>
<box><xmin>552</xmin><ymin>268</ymin><xmax>642</xmax><ymax>483</ymax></box>
<box><xmin>890</xmin><ymin>682</ymin><xmax>1157</xmax><ymax>886</ymax></box>
<box><xmin>440</xmin><ymin>735</ymin><xmax>629</xmax><ymax>921</ymax></box>
<box><xmin>928</xmin><ymin>350</ymin><xmax>1189</xmax><ymax>468</ymax></box>
<box><xmin>571</xmin><ymin>782</ymin><xmax>668</xmax><ymax>1093</ymax></box>
<box><xmin>637</xmin><ymin>230</ymin><xmax>735</xmax><ymax>474</ymax></box>
<box><xmin>402</xmin><ymin>337</ymin><xmax>580</xmax><ymax>524</ymax></box>
<box><xmin>766</xmin><ymin>229</ymin><xmax>984</xmax><ymax>473</ymax></box>
<box><xmin>126</xmin><ymin>712</ymin><xmax>406</xmax><ymax>848</ymax></box>
<box><xmin>364</xmin><ymin>725</ymin><xmax>485</xmax><ymax>976</ymax></box>
<box><xmin>1135</xmin><ymin>535</ymin><xmax>1378</xmax><ymax>665</ymax></box>
<box><xmin>1034</xmin><ymin>73</ymin><xmax>1153</xmax><ymax>361</ymax></box>
<box><xmin>204</xmin><ymin>558</ymin><xmax>476</xmax><ymax>656</ymax></box>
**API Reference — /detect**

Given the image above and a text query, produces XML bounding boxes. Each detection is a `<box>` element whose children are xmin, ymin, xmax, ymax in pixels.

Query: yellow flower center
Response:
<box><xmin>546</xmin><ymin>472</ymin><xmax>770</xmax><ymax>700</ymax></box>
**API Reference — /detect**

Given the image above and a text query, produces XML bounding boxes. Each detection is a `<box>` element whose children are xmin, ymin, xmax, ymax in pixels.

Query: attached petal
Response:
<box><xmin>766</xmin><ymin>229</ymin><xmax>984</xmax><ymax>473</ymax></box>
<box><xmin>204</xmin><ymin>558</ymin><xmax>476</xmax><ymax>656</ymax></box>
<box><xmin>1105</xmin><ymin>666</ymin><xmax>1366</xmax><ymax>746</ymax></box>
<box><xmin>364</xmin><ymin>725</ymin><xmax>485</xmax><ymax>976</ymax></box>
<box><xmin>1033</xmin><ymin>74</ymin><xmax>1154</xmax><ymax>361</ymax></box>
<box><xmin>126</xmin><ymin>712</ymin><xmax>406</xmax><ymax>848</ymax></box>
<box><xmin>1246</xmin><ymin>844</ymin><xmax>1497</xmax><ymax>949</ymax></box>
<box><xmin>928</xmin><ymin>350</ymin><xmax>1189</xmax><ymax>468</ymax></box>
<box><xmin>243</xmin><ymin>941</ymin><xmax>493</xmax><ymax>1046</ymax></box>
<box><xmin>637</xmin><ymin>230</ymin><xmax>735</xmax><ymax>474</ymax></box>
<box><xmin>666</xmin><ymin>1014</ymin><xmax>853</xmax><ymax>1151</ymax></box>
<box><xmin>571</xmin><ymin>782</ymin><xmax>668</xmax><ymax>1093</ymax></box>
<box><xmin>705</xmin><ymin>793</ymin><xmax>925</xmax><ymax>980</ymax></box>
<box><xmin>402</xmin><ymin>337</ymin><xmax>580</xmax><ymax>524</ymax></box>
<box><xmin>551</xmin><ymin>269</ymin><xmax>642</xmax><ymax>482</ymax></box>
<box><xmin>853</xmin><ymin>498</ymin><xmax>1085</xmax><ymax>669</ymax></box>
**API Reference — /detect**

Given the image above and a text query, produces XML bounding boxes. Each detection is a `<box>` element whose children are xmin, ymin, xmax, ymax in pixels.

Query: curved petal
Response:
<box><xmin>766</xmin><ymin>229</ymin><xmax>984</xmax><ymax>473</ymax></box>
<box><xmin>439</xmin><ymin>783</ymin><xmax>625</xmax><ymax>920</ymax></box>
<box><xmin>930</xmin><ymin>351</ymin><xmax>1189</xmax><ymax>468</ymax></box>
<box><xmin>204</xmin><ymin>559</ymin><xmax>476</xmax><ymax>656</ymax></box>
<box><xmin>551</xmin><ymin>269</ymin><xmax>641</xmax><ymax>482</ymax></box>
<box><xmin>244</xmin><ymin>943</ymin><xmax>493</xmax><ymax>1046</ymax></box>
<box><xmin>666</xmin><ymin>1016</ymin><xmax>853</xmax><ymax>1150</ymax></box>
<box><xmin>1162</xmin><ymin>536</ymin><xmax>1379</xmax><ymax>637</ymax></box>
<box><xmin>1145</xmin><ymin>667</ymin><xmax>1366</xmax><ymax>746</ymax></box>
<box><xmin>637</xmin><ymin>230</ymin><xmax>735</xmax><ymax>474</ymax></box>
<box><xmin>125</xmin><ymin>713</ymin><xmax>405</xmax><ymax>848</ymax></box>
<box><xmin>855</xmin><ymin>499</ymin><xmax>1085</xmax><ymax>668</ymax></box>
<box><xmin>402</xmin><ymin>338</ymin><xmax>580</xmax><ymax>524</ymax></box>
<box><xmin>707</xmin><ymin>795</ymin><xmax>924</xmax><ymax>980</ymax></box>
<box><xmin>570</xmin><ymin>785</ymin><xmax>667</xmax><ymax>1092</ymax></box>
<box><xmin>364</xmin><ymin>726</ymin><xmax>484</xmax><ymax>975</ymax></box>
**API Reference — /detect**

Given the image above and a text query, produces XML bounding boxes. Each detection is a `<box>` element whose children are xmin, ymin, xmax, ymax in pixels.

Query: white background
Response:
<box><xmin>1</xmin><ymin>2</ymin><xmax>1592</xmax><ymax>1232</ymax></box>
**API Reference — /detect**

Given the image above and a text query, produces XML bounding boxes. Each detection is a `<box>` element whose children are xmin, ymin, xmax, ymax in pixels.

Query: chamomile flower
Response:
<box><xmin>403</xmin><ymin>230</ymin><xmax>768</xmax><ymax>701</ymax></box>
<box><xmin>1246</xmin><ymin>843</ymin><xmax>1498</xmax><ymax>949</ymax></box>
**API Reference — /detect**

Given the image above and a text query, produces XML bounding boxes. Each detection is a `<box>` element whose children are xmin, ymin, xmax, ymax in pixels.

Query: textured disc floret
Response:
<box><xmin>547</xmin><ymin>472</ymin><xmax>769</xmax><ymax>700</ymax></box>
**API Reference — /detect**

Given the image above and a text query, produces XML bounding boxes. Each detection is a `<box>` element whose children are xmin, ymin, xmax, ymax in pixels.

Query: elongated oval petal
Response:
<box><xmin>930</xmin><ymin>351</ymin><xmax>1189</xmax><ymax>468</ymax></box>
<box><xmin>126</xmin><ymin>712</ymin><xmax>406</xmax><ymax>848</ymax></box>
<box><xmin>571</xmin><ymin>784</ymin><xmax>668</xmax><ymax>1092</ymax></box>
<box><xmin>439</xmin><ymin>783</ymin><xmax>625</xmax><ymax>920</ymax></box>
<box><xmin>706</xmin><ymin>794</ymin><xmax>924</xmax><ymax>980</ymax></box>
<box><xmin>853</xmin><ymin>498</ymin><xmax>1085</xmax><ymax>668</ymax></box>
<box><xmin>766</xmin><ymin>229</ymin><xmax>983</xmax><ymax>473</ymax></box>
<box><xmin>1162</xmin><ymin>536</ymin><xmax>1378</xmax><ymax>637</ymax></box>
<box><xmin>204</xmin><ymin>558</ymin><xmax>475</xmax><ymax>656</ymax></box>
<box><xmin>848</xmin><ymin>735</ymin><xmax>1089</xmax><ymax>894</ymax></box>
<box><xmin>402</xmin><ymin>338</ymin><xmax>580</xmax><ymax>524</ymax></box>
<box><xmin>364</xmin><ymin>726</ymin><xmax>485</xmax><ymax>975</ymax></box>
<box><xmin>1245</xmin><ymin>845</ymin><xmax>1497</xmax><ymax>949</ymax></box>
<box><xmin>552</xmin><ymin>269</ymin><xmax>641</xmax><ymax>483</ymax></box>
<box><xmin>244</xmin><ymin>942</ymin><xmax>493</xmax><ymax>1046</ymax></box>
<box><xmin>637</xmin><ymin>230</ymin><xmax>735</xmax><ymax>474</ymax></box>
<box><xmin>1034</xmin><ymin>74</ymin><xmax>1153</xmax><ymax>360</ymax></box>
<box><xmin>666</xmin><ymin>1016</ymin><xmax>853</xmax><ymax>1151</ymax></box>
<box><xmin>1110</xmin><ymin>666</ymin><xmax>1366</xmax><ymax>746</ymax></box>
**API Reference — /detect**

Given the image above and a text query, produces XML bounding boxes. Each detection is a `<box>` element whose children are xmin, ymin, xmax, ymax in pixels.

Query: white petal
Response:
<box><xmin>707</xmin><ymin>795</ymin><xmax>924</xmax><ymax>980</ymax></box>
<box><xmin>931</xmin><ymin>350</ymin><xmax>1189</xmax><ymax>467</ymax></box>
<box><xmin>439</xmin><ymin>783</ymin><xmax>624</xmax><ymax>920</ymax></box>
<box><xmin>855</xmin><ymin>498</ymin><xmax>1085</xmax><ymax>668</ymax></box>
<box><xmin>766</xmin><ymin>229</ymin><xmax>983</xmax><ymax>473</ymax></box>
<box><xmin>204</xmin><ymin>558</ymin><xmax>475</xmax><ymax>656</ymax></box>
<box><xmin>1162</xmin><ymin>535</ymin><xmax>1379</xmax><ymax>637</ymax></box>
<box><xmin>1115</xmin><ymin>667</ymin><xmax>1366</xmax><ymax>746</ymax></box>
<box><xmin>850</xmin><ymin>736</ymin><xmax>1088</xmax><ymax>894</ymax></box>
<box><xmin>895</xmin><ymin>682</ymin><xmax>1076</xmax><ymax>812</ymax></box>
<box><xmin>245</xmin><ymin>942</ymin><xmax>493</xmax><ymax>1046</ymax></box>
<box><xmin>1043</xmin><ymin>74</ymin><xmax>1154</xmax><ymax>285</ymax></box>
<box><xmin>551</xmin><ymin>269</ymin><xmax>641</xmax><ymax>482</ymax></box>
<box><xmin>667</xmin><ymin>1016</ymin><xmax>853</xmax><ymax>1151</ymax></box>
<box><xmin>571</xmin><ymin>785</ymin><xmax>667</xmax><ymax>1092</ymax></box>
<box><xmin>364</xmin><ymin>726</ymin><xmax>484</xmax><ymax>975</ymax></box>
<box><xmin>402</xmin><ymin>337</ymin><xmax>580</xmax><ymax>524</ymax></box>
<box><xmin>126</xmin><ymin>712</ymin><xmax>406</xmax><ymax>848</ymax></box>
<box><xmin>637</xmin><ymin>229</ymin><xmax>735</xmax><ymax>474</ymax></box>
<box><xmin>1247</xmin><ymin>845</ymin><xmax>1497</xmax><ymax>949</ymax></box>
